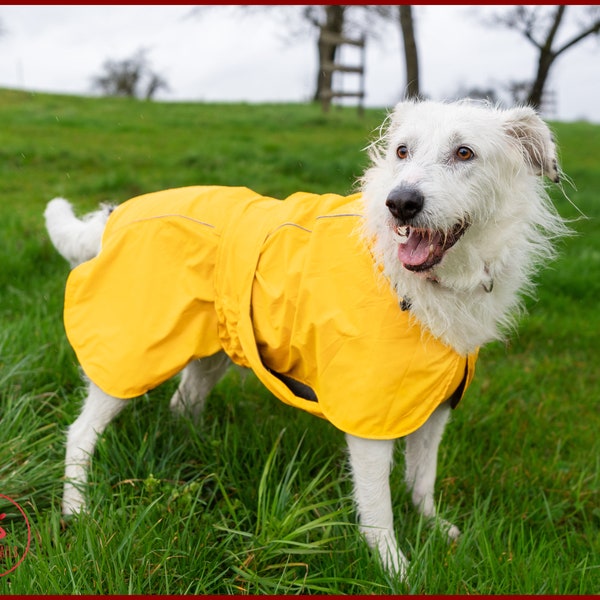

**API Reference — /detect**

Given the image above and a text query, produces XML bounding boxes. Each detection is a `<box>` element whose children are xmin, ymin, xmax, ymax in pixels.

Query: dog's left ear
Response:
<box><xmin>503</xmin><ymin>106</ymin><xmax>560</xmax><ymax>183</ymax></box>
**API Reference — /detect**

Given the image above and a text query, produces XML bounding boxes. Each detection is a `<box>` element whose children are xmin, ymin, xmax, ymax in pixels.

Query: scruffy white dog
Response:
<box><xmin>45</xmin><ymin>100</ymin><xmax>569</xmax><ymax>581</ymax></box>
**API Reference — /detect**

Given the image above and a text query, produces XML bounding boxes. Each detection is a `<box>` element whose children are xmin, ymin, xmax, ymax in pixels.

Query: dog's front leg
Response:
<box><xmin>345</xmin><ymin>434</ymin><xmax>407</xmax><ymax>579</ymax></box>
<box><xmin>404</xmin><ymin>402</ymin><xmax>460</xmax><ymax>540</ymax></box>
<box><xmin>63</xmin><ymin>382</ymin><xmax>127</xmax><ymax>515</ymax></box>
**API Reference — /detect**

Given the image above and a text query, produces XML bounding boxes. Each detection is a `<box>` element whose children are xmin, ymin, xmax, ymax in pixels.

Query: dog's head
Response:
<box><xmin>362</xmin><ymin>100</ymin><xmax>561</xmax><ymax>276</ymax></box>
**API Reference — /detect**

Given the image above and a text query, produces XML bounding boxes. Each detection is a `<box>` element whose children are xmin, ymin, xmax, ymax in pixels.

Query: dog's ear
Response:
<box><xmin>503</xmin><ymin>106</ymin><xmax>561</xmax><ymax>183</ymax></box>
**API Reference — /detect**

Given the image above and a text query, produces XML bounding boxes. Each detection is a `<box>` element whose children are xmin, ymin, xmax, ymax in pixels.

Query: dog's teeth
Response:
<box><xmin>393</xmin><ymin>225</ymin><xmax>409</xmax><ymax>241</ymax></box>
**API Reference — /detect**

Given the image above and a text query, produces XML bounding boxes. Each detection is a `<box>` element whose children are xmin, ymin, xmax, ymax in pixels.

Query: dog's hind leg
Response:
<box><xmin>63</xmin><ymin>382</ymin><xmax>127</xmax><ymax>515</ymax></box>
<box><xmin>404</xmin><ymin>402</ymin><xmax>460</xmax><ymax>540</ymax></box>
<box><xmin>169</xmin><ymin>351</ymin><xmax>231</xmax><ymax>421</ymax></box>
<box><xmin>346</xmin><ymin>434</ymin><xmax>407</xmax><ymax>579</ymax></box>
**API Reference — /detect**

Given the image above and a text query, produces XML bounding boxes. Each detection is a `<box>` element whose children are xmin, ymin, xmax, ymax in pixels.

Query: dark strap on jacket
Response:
<box><xmin>448</xmin><ymin>362</ymin><xmax>469</xmax><ymax>409</ymax></box>
<box><xmin>269</xmin><ymin>369</ymin><xmax>318</xmax><ymax>402</ymax></box>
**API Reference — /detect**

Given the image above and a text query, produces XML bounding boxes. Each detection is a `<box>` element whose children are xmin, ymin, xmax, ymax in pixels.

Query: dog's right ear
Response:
<box><xmin>503</xmin><ymin>106</ymin><xmax>561</xmax><ymax>183</ymax></box>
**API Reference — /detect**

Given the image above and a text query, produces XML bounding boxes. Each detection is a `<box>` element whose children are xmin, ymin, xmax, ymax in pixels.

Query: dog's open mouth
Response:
<box><xmin>394</xmin><ymin>222</ymin><xmax>469</xmax><ymax>272</ymax></box>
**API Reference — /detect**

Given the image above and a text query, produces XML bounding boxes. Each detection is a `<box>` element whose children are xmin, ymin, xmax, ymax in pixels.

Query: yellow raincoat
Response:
<box><xmin>64</xmin><ymin>186</ymin><xmax>478</xmax><ymax>440</ymax></box>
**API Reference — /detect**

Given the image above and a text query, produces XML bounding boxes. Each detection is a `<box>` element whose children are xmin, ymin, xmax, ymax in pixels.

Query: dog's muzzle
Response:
<box><xmin>386</xmin><ymin>185</ymin><xmax>469</xmax><ymax>273</ymax></box>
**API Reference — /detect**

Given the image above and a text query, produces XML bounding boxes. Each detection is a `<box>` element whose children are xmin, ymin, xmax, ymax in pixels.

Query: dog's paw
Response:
<box><xmin>361</xmin><ymin>524</ymin><xmax>409</xmax><ymax>581</ymax></box>
<box><xmin>379</xmin><ymin>544</ymin><xmax>409</xmax><ymax>582</ymax></box>
<box><xmin>434</xmin><ymin>517</ymin><xmax>461</xmax><ymax>542</ymax></box>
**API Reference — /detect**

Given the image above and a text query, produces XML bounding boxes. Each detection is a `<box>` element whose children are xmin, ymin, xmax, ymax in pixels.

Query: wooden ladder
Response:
<box><xmin>319</xmin><ymin>31</ymin><xmax>366</xmax><ymax>116</ymax></box>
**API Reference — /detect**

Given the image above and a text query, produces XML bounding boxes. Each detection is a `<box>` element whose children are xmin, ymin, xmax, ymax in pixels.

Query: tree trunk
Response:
<box><xmin>526</xmin><ymin>49</ymin><xmax>555</xmax><ymax>109</ymax></box>
<box><xmin>399</xmin><ymin>5</ymin><xmax>420</xmax><ymax>100</ymax></box>
<box><xmin>526</xmin><ymin>5</ymin><xmax>565</xmax><ymax>109</ymax></box>
<box><xmin>313</xmin><ymin>5</ymin><xmax>345</xmax><ymax>103</ymax></box>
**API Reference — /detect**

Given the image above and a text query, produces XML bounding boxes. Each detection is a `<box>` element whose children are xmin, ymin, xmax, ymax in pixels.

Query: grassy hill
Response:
<box><xmin>0</xmin><ymin>89</ymin><xmax>598</xmax><ymax>594</ymax></box>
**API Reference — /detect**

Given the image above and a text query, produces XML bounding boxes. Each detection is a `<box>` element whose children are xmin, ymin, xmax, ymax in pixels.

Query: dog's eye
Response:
<box><xmin>396</xmin><ymin>145</ymin><xmax>409</xmax><ymax>160</ymax></box>
<box><xmin>456</xmin><ymin>146</ymin><xmax>475</xmax><ymax>161</ymax></box>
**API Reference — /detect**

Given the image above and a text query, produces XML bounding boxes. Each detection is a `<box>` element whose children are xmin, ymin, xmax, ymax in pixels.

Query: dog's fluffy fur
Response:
<box><xmin>45</xmin><ymin>100</ymin><xmax>570</xmax><ymax>580</ymax></box>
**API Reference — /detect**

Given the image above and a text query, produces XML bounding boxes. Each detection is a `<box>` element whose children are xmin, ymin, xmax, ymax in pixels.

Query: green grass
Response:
<box><xmin>0</xmin><ymin>88</ymin><xmax>598</xmax><ymax>594</ymax></box>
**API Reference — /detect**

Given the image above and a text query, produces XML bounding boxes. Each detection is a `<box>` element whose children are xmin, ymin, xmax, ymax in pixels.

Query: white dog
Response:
<box><xmin>45</xmin><ymin>100</ymin><xmax>569</xmax><ymax>581</ymax></box>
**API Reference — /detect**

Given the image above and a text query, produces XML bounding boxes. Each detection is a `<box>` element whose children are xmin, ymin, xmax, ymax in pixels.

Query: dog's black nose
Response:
<box><xmin>385</xmin><ymin>185</ymin><xmax>424</xmax><ymax>223</ymax></box>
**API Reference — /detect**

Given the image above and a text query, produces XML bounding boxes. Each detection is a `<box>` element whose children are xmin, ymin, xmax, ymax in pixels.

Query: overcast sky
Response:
<box><xmin>0</xmin><ymin>5</ymin><xmax>598</xmax><ymax>123</ymax></box>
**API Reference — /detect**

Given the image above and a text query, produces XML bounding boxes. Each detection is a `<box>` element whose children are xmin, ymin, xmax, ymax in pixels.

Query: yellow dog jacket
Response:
<box><xmin>64</xmin><ymin>186</ymin><xmax>478</xmax><ymax>440</ymax></box>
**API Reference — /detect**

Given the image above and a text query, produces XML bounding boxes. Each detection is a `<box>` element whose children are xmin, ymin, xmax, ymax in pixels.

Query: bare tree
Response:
<box><xmin>189</xmin><ymin>5</ymin><xmax>348</xmax><ymax>103</ymax></box>
<box><xmin>399</xmin><ymin>6</ymin><xmax>420</xmax><ymax>99</ymax></box>
<box><xmin>143</xmin><ymin>72</ymin><xmax>169</xmax><ymax>101</ymax></box>
<box><xmin>190</xmin><ymin>5</ymin><xmax>421</xmax><ymax>104</ymax></box>
<box><xmin>303</xmin><ymin>5</ymin><xmax>346</xmax><ymax>102</ymax></box>
<box><xmin>305</xmin><ymin>5</ymin><xmax>423</xmax><ymax>103</ymax></box>
<box><xmin>92</xmin><ymin>48</ymin><xmax>169</xmax><ymax>100</ymax></box>
<box><xmin>491</xmin><ymin>5</ymin><xmax>600</xmax><ymax>109</ymax></box>
<box><xmin>356</xmin><ymin>5</ymin><xmax>421</xmax><ymax>100</ymax></box>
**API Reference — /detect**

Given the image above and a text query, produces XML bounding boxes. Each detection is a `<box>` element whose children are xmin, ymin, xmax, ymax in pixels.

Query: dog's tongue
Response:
<box><xmin>398</xmin><ymin>229</ymin><xmax>441</xmax><ymax>267</ymax></box>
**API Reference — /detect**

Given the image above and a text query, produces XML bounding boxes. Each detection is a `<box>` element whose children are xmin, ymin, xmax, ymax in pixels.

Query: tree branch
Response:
<box><xmin>554</xmin><ymin>17</ymin><xmax>600</xmax><ymax>58</ymax></box>
<box><xmin>542</xmin><ymin>5</ymin><xmax>566</xmax><ymax>55</ymax></box>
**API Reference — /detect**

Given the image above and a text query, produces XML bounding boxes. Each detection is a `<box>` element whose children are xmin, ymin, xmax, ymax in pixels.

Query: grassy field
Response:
<box><xmin>0</xmin><ymin>88</ymin><xmax>598</xmax><ymax>594</ymax></box>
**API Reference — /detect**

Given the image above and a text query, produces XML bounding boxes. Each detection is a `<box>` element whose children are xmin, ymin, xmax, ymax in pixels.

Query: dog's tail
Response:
<box><xmin>44</xmin><ymin>198</ymin><xmax>113</xmax><ymax>268</ymax></box>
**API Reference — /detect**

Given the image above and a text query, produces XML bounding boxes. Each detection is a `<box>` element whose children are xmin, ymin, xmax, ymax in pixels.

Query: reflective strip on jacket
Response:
<box><xmin>64</xmin><ymin>186</ymin><xmax>478</xmax><ymax>440</ymax></box>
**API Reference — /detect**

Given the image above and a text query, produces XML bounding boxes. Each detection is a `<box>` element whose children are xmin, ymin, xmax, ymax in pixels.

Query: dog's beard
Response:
<box><xmin>392</xmin><ymin>222</ymin><xmax>469</xmax><ymax>272</ymax></box>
